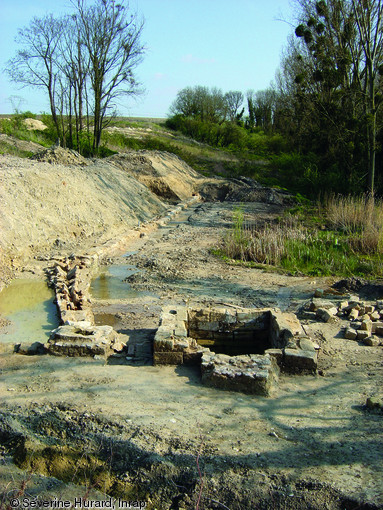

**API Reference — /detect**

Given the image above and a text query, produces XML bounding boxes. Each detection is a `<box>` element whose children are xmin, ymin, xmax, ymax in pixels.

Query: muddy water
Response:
<box><xmin>90</xmin><ymin>264</ymin><xmax>140</xmax><ymax>300</ymax></box>
<box><xmin>0</xmin><ymin>279</ymin><xmax>59</xmax><ymax>349</ymax></box>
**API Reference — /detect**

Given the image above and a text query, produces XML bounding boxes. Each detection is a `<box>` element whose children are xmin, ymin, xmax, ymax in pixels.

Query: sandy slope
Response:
<box><xmin>0</xmin><ymin>150</ymin><xmax>203</xmax><ymax>289</ymax></box>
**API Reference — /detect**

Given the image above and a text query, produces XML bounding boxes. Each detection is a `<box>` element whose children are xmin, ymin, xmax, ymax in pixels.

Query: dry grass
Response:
<box><xmin>325</xmin><ymin>194</ymin><xmax>383</xmax><ymax>254</ymax></box>
<box><xmin>222</xmin><ymin>214</ymin><xmax>309</xmax><ymax>266</ymax></box>
<box><xmin>218</xmin><ymin>197</ymin><xmax>383</xmax><ymax>277</ymax></box>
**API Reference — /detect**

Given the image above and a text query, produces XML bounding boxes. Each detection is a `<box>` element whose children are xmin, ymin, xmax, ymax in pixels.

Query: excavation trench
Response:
<box><xmin>0</xmin><ymin>199</ymin><xmax>382</xmax><ymax>509</ymax></box>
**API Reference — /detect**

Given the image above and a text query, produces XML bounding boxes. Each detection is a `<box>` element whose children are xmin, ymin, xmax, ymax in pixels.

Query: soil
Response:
<box><xmin>0</xmin><ymin>150</ymin><xmax>382</xmax><ymax>509</ymax></box>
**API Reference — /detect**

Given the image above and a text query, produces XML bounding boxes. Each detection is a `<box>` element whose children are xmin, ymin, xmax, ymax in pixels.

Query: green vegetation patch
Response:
<box><xmin>216</xmin><ymin>197</ymin><xmax>383</xmax><ymax>278</ymax></box>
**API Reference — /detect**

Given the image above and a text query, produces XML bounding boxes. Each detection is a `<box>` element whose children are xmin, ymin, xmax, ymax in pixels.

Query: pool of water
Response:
<box><xmin>90</xmin><ymin>264</ymin><xmax>152</xmax><ymax>300</ymax></box>
<box><xmin>0</xmin><ymin>279</ymin><xmax>59</xmax><ymax>348</ymax></box>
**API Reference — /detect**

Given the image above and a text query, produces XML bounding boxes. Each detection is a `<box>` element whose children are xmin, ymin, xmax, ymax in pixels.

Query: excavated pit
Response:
<box><xmin>153</xmin><ymin>305</ymin><xmax>319</xmax><ymax>396</ymax></box>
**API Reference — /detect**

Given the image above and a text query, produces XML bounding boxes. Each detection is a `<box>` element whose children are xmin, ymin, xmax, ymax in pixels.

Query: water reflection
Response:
<box><xmin>90</xmin><ymin>264</ymin><xmax>148</xmax><ymax>300</ymax></box>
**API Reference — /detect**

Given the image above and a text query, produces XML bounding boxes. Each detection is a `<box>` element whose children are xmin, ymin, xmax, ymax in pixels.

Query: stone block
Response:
<box><xmin>357</xmin><ymin>330</ymin><xmax>370</xmax><ymax>340</ymax></box>
<box><xmin>360</xmin><ymin>319</ymin><xmax>372</xmax><ymax>332</ymax></box>
<box><xmin>153</xmin><ymin>351</ymin><xmax>183</xmax><ymax>365</ymax></box>
<box><xmin>344</xmin><ymin>328</ymin><xmax>358</xmax><ymax>340</ymax></box>
<box><xmin>374</xmin><ymin>326</ymin><xmax>383</xmax><ymax>336</ymax></box>
<box><xmin>183</xmin><ymin>350</ymin><xmax>203</xmax><ymax>365</ymax></box>
<box><xmin>309</xmin><ymin>298</ymin><xmax>337</xmax><ymax>312</ymax></box>
<box><xmin>298</xmin><ymin>337</ymin><xmax>317</xmax><ymax>352</ymax></box>
<box><xmin>363</xmin><ymin>336</ymin><xmax>380</xmax><ymax>346</ymax></box>
<box><xmin>196</xmin><ymin>321</ymin><xmax>220</xmax><ymax>332</ymax></box>
<box><xmin>269</xmin><ymin>310</ymin><xmax>303</xmax><ymax>348</ymax></box>
<box><xmin>188</xmin><ymin>329</ymin><xmax>214</xmax><ymax>340</ymax></box>
<box><xmin>173</xmin><ymin>323</ymin><xmax>188</xmax><ymax>337</ymax></box>
<box><xmin>283</xmin><ymin>348</ymin><xmax>317</xmax><ymax>372</ymax></box>
<box><xmin>153</xmin><ymin>336</ymin><xmax>174</xmax><ymax>352</ymax></box>
<box><xmin>264</xmin><ymin>348</ymin><xmax>283</xmax><ymax>365</ymax></box>
<box><xmin>348</xmin><ymin>309</ymin><xmax>359</xmax><ymax>320</ymax></box>
<box><xmin>210</xmin><ymin>308</ymin><xmax>231</xmax><ymax>323</ymax></box>
<box><xmin>201</xmin><ymin>352</ymin><xmax>278</xmax><ymax>396</ymax></box>
<box><xmin>236</xmin><ymin>309</ymin><xmax>267</xmax><ymax>322</ymax></box>
<box><xmin>370</xmin><ymin>311</ymin><xmax>380</xmax><ymax>321</ymax></box>
<box><xmin>173</xmin><ymin>338</ymin><xmax>190</xmax><ymax>351</ymax></box>
<box><xmin>48</xmin><ymin>324</ymin><xmax>115</xmax><ymax>357</ymax></box>
<box><xmin>317</xmin><ymin>308</ymin><xmax>338</xmax><ymax>322</ymax></box>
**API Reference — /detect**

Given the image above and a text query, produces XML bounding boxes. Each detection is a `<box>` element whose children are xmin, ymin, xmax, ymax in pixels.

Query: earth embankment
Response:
<box><xmin>0</xmin><ymin>149</ymin><xmax>204</xmax><ymax>290</ymax></box>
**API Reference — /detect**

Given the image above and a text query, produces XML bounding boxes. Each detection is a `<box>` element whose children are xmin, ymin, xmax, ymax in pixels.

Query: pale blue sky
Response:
<box><xmin>0</xmin><ymin>0</ymin><xmax>295</xmax><ymax>117</ymax></box>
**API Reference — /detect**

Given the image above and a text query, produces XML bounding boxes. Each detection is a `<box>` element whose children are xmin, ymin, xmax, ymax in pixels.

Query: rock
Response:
<box><xmin>338</xmin><ymin>301</ymin><xmax>349</xmax><ymax>311</ymax></box>
<box><xmin>309</xmin><ymin>299</ymin><xmax>337</xmax><ymax>312</ymax></box>
<box><xmin>348</xmin><ymin>309</ymin><xmax>359</xmax><ymax>320</ymax></box>
<box><xmin>317</xmin><ymin>307</ymin><xmax>338</xmax><ymax>322</ymax></box>
<box><xmin>299</xmin><ymin>311</ymin><xmax>318</xmax><ymax>320</ymax></box>
<box><xmin>357</xmin><ymin>330</ymin><xmax>370</xmax><ymax>340</ymax></box>
<box><xmin>360</xmin><ymin>319</ymin><xmax>372</xmax><ymax>332</ymax></box>
<box><xmin>363</xmin><ymin>336</ymin><xmax>380</xmax><ymax>346</ymax></box>
<box><xmin>370</xmin><ymin>311</ymin><xmax>380</xmax><ymax>321</ymax></box>
<box><xmin>15</xmin><ymin>342</ymin><xmax>46</xmax><ymax>355</ymax></box>
<box><xmin>366</xmin><ymin>395</ymin><xmax>383</xmax><ymax>410</ymax></box>
<box><xmin>364</xmin><ymin>305</ymin><xmax>375</xmax><ymax>314</ymax></box>
<box><xmin>314</xmin><ymin>289</ymin><xmax>324</xmax><ymax>297</ymax></box>
<box><xmin>298</xmin><ymin>337</ymin><xmax>317</xmax><ymax>352</ymax></box>
<box><xmin>112</xmin><ymin>342</ymin><xmax>126</xmax><ymax>352</ymax></box>
<box><xmin>344</xmin><ymin>328</ymin><xmax>357</xmax><ymax>340</ymax></box>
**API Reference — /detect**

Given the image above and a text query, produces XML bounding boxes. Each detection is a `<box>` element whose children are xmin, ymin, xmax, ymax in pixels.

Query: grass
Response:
<box><xmin>217</xmin><ymin>196</ymin><xmax>383</xmax><ymax>278</ymax></box>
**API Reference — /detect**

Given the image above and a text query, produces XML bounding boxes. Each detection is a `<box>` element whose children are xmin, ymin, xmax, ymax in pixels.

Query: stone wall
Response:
<box><xmin>153</xmin><ymin>305</ymin><xmax>319</xmax><ymax>395</ymax></box>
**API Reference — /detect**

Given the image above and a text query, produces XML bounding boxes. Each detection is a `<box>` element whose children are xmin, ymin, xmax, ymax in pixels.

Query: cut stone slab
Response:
<box><xmin>309</xmin><ymin>298</ymin><xmax>337</xmax><ymax>312</ymax></box>
<box><xmin>363</xmin><ymin>336</ymin><xmax>380</xmax><ymax>347</ymax></box>
<box><xmin>357</xmin><ymin>330</ymin><xmax>370</xmax><ymax>341</ymax></box>
<box><xmin>47</xmin><ymin>324</ymin><xmax>117</xmax><ymax>357</ymax></box>
<box><xmin>317</xmin><ymin>307</ymin><xmax>338</xmax><ymax>323</ymax></box>
<box><xmin>283</xmin><ymin>348</ymin><xmax>317</xmax><ymax>372</ymax></box>
<box><xmin>344</xmin><ymin>328</ymin><xmax>358</xmax><ymax>340</ymax></box>
<box><xmin>201</xmin><ymin>352</ymin><xmax>278</xmax><ymax>396</ymax></box>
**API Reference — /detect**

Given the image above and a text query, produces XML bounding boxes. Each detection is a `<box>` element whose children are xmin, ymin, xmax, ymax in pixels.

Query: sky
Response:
<box><xmin>0</xmin><ymin>0</ymin><xmax>295</xmax><ymax>118</ymax></box>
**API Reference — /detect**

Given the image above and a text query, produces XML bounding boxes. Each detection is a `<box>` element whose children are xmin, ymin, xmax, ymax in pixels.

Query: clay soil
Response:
<box><xmin>0</xmin><ymin>151</ymin><xmax>382</xmax><ymax>509</ymax></box>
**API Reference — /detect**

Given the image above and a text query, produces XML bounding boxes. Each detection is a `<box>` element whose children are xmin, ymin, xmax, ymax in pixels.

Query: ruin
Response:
<box><xmin>153</xmin><ymin>305</ymin><xmax>319</xmax><ymax>396</ymax></box>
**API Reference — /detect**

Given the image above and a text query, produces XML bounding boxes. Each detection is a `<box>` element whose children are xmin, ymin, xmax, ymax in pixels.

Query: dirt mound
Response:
<box><xmin>332</xmin><ymin>277</ymin><xmax>383</xmax><ymax>299</ymax></box>
<box><xmin>31</xmin><ymin>146</ymin><xmax>89</xmax><ymax>166</ymax></box>
<box><xmin>0</xmin><ymin>154</ymin><xmax>172</xmax><ymax>267</ymax></box>
<box><xmin>23</xmin><ymin>118</ymin><xmax>48</xmax><ymax>131</ymax></box>
<box><xmin>0</xmin><ymin>133</ymin><xmax>44</xmax><ymax>154</ymax></box>
<box><xmin>108</xmin><ymin>151</ymin><xmax>203</xmax><ymax>201</ymax></box>
<box><xmin>198</xmin><ymin>176</ymin><xmax>293</xmax><ymax>205</ymax></box>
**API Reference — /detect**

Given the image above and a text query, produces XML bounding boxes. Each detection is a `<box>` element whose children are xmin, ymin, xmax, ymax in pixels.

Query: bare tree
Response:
<box><xmin>5</xmin><ymin>14</ymin><xmax>64</xmax><ymax>139</ymax></box>
<box><xmin>76</xmin><ymin>0</ymin><xmax>145</xmax><ymax>151</ymax></box>
<box><xmin>350</xmin><ymin>0</ymin><xmax>383</xmax><ymax>194</ymax></box>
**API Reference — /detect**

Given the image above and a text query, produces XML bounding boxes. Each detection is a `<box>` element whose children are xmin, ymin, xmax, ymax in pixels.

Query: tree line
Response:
<box><xmin>168</xmin><ymin>0</ymin><xmax>383</xmax><ymax>196</ymax></box>
<box><xmin>5</xmin><ymin>0</ymin><xmax>145</xmax><ymax>155</ymax></box>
